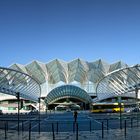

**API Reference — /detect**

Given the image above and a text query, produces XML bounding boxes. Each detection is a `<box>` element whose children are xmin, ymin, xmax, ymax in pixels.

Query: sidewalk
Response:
<box><xmin>1</xmin><ymin>127</ymin><xmax>140</xmax><ymax>140</ymax></box>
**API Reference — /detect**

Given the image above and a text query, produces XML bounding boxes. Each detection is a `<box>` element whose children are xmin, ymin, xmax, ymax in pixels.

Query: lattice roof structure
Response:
<box><xmin>0</xmin><ymin>59</ymin><xmax>138</xmax><ymax>103</ymax></box>
<box><xmin>9</xmin><ymin>59</ymin><xmax>128</xmax><ymax>86</ymax></box>
<box><xmin>45</xmin><ymin>85</ymin><xmax>92</xmax><ymax>104</ymax></box>
<box><xmin>0</xmin><ymin>67</ymin><xmax>41</xmax><ymax>102</ymax></box>
<box><xmin>96</xmin><ymin>64</ymin><xmax>140</xmax><ymax>101</ymax></box>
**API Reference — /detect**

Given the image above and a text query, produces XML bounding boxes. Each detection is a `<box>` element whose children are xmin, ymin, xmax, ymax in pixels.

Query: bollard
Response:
<box><xmin>52</xmin><ymin>123</ymin><xmax>55</xmax><ymax>140</ymax></box>
<box><xmin>5</xmin><ymin>121</ymin><xmax>7</xmax><ymax>139</ymax></box>
<box><xmin>89</xmin><ymin>120</ymin><xmax>91</xmax><ymax>132</ymax></box>
<box><xmin>124</xmin><ymin>120</ymin><xmax>126</xmax><ymax>138</ymax></box>
<box><xmin>131</xmin><ymin>118</ymin><xmax>133</xmax><ymax>128</ymax></box>
<box><xmin>120</xmin><ymin>118</ymin><xmax>122</xmax><ymax>129</ymax></box>
<box><xmin>73</xmin><ymin>122</ymin><xmax>75</xmax><ymax>133</ymax></box>
<box><xmin>6</xmin><ymin>121</ymin><xmax>8</xmax><ymax>131</ymax></box>
<box><xmin>92</xmin><ymin>120</ymin><xmax>94</xmax><ymax>131</ymax></box>
<box><xmin>56</xmin><ymin>122</ymin><xmax>58</xmax><ymax>134</ymax></box>
<box><xmin>38</xmin><ymin>120</ymin><xmax>40</xmax><ymax>134</ymax></box>
<box><xmin>29</xmin><ymin>121</ymin><xmax>31</xmax><ymax>140</ymax></box>
<box><xmin>106</xmin><ymin>119</ymin><xmax>109</xmax><ymax>131</ymax></box>
<box><xmin>102</xmin><ymin>122</ymin><xmax>104</xmax><ymax>139</ymax></box>
<box><xmin>76</xmin><ymin>123</ymin><xmax>78</xmax><ymax>140</ymax></box>
<box><xmin>22</xmin><ymin>120</ymin><xmax>24</xmax><ymax>132</ymax></box>
<box><xmin>137</xmin><ymin>116</ymin><xmax>139</xmax><ymax>127</ymax></box>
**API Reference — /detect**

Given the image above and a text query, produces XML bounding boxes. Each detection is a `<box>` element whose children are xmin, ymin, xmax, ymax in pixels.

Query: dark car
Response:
<box><xmin>29</xmin><ymin>109</ymin><xmax>39</xmax><ymax>115</ymax></box>
<box><xmin>132</xmin><ymin>108</ymin><xmax>140</xmax><ymax>112</ymax></box>
<box><xmin>127</xmin><ymin>107</ymin><xmax>140</xmax><ymax>113</ymax></box>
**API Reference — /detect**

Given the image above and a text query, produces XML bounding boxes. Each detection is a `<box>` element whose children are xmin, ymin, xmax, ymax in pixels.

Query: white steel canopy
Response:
<box><xmin>10</xmin><ymin>59</ymin><xmax>119</xmax><ymax>85</ymax></box>
<box><xmin>96</xmin><ymin>65</ymin><xmax>140</xmax><ymax>101</ymax></box>
<box><xmin>0</xmin><ymin>67</ymin><xmax>41</xmax><ymax>102</ymax></box>
<box><xmin>45</xmin><ymin>85</ymin><xmax>92</xmax><ymax>104</ymax></box>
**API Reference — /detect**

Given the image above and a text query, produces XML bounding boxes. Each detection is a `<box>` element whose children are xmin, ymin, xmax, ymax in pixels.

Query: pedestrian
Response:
<box><xmin>73</xmin><ymin>110</ymin><xmax>78</xmax><ymax>122</ymax></box>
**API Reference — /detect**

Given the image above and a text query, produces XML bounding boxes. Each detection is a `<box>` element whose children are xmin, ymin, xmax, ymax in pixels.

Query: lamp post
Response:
<box><xmin>135</xmin><ymin>87</ymin><xmax>139</xmax><ymax>126</ymax></box>
<box><xmin>38</xmin><ymin>97</ymin><xmax>41</xmax><ymax>134</ymax></box>
<box><xmin>46</xmin><ymin>100</ymin><xmax>48</xmax><ymax>115</ymax></box>
<box><xmin>118</xmin><ymin>96</ymin><xmax>122</xmax><ymax>129</ymax></box>
<box><xmin>135</xmin><ymin>87</ymin><xmax>138</xmax><ymax>106</ymax></box>
<box><xmin>16</xmin><ymin>92</ymin><xmax>20</xmax><ymax>134</ymax></box>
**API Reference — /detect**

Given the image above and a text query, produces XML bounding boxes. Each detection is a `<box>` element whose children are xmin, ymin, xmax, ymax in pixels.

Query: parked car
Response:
<box><xmin>29</xmin><ymin>109</ymin><xmax>39</xmax><ymax>115</ymax></box>
<box><xmin>127</xmin><ymin>107</ymin><xmax>140</xmax><ymax>113</ymax></box>
<box><xmin>66</xmin><ymin>108</ymin><xmax>71</xmax><ymax>112</ymax></box>
<box><xmin>132</xmin><ymin>108</ymin><xmax>140</xmax><ymax>112</ymax></box>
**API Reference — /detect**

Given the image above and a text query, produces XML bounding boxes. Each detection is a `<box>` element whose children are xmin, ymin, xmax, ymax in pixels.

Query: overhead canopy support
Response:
<box><xmin>96</xmin><ymin>64</ymin><xmax>140</xmax><ymax>101</ymax></box>
<box><xmin>45</xmin><ymin>85</ymin><xmax>92</xmax><ymax>104</ymax></box>
<box><xmin>0</xmin><ymin>67</ymin><xmax>41</xmax><ymax>102</ymax></box>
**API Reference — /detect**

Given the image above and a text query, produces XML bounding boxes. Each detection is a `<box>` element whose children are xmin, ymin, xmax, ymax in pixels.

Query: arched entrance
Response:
<box><xmin>45</xmin><ymin>85</ymin><xmax>92</xmax><ymax>110</ymax></box>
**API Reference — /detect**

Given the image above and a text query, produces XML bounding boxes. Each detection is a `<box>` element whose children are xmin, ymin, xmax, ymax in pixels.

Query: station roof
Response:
<box><xmin>45</xmin><ymin>85</ymin><xmax>92</xmax><ymax>104</ymax></box>
<box><xmin>96</xmin><ymin>65</ymin><xmax>140</xmax><ymax>101</ymax></box>
<box><xmin>0</xmin><ymin>67</ymin><xmax>41</xmax><ymax>102</ymax></box>
<box><xmin>9</xmin><ymin>59</ymin><xmax>128</xmax><ymax>85</ymax></box>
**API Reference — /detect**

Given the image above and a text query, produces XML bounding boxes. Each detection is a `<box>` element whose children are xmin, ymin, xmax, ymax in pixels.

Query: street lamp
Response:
<box><xmin>135</xmin><ymin>86</ymin><xmax>139</xmax><ymax>126</ymax></box>
<box><xmin>45</xmin><ymin>100</ymin><xmax>48</xmax><ymax>115</ymax></box>
<box><xmin>118</xmin><ymin>96</ymin><xmax>122</xmax><ymax>129</ymax></box>
<box><xmin>16</xmin><ymin>92</ymin><xmax>20</xmax><ymax>134</ymax></box>
<box><xmin>38</xmin><ymin>97</ymin><xmax>41</xmax><ymax>134</ymax></box>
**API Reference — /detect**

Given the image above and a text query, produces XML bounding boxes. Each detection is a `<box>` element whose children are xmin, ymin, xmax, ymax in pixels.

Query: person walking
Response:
<box><xmin>73</xmin><ymin>110</ymin><xmax>78</xmax><ymax>122</ymax></box>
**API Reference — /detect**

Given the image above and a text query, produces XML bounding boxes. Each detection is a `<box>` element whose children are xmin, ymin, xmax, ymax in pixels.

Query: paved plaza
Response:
<box><xmin>1</xmin><ymin>126</ymin><xmax>140</xmax><ymax>140</ymax></box>
<box><xmin>0</xmin><ymin>111</ymin><xmax>140</xmax><ymax>140</ymax></box>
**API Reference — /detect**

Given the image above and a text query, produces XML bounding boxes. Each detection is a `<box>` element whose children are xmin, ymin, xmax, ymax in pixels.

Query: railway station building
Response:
<box><xmin>0</xmin><ymin>59</ymin><xmax>140</xmax><ymax>111</ymax></box>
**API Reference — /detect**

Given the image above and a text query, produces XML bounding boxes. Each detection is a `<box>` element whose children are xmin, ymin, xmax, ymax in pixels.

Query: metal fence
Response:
<box><xmin>0</xmin><ymin>113</ymin><xmax>140</xmax><ymax>140</ymax></box>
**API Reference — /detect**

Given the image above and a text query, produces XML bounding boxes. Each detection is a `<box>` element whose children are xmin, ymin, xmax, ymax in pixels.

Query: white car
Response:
<box><xmin>66</xmin><ymin>109</ymin><xmax>71</xmax><ymax>112</ymax></box>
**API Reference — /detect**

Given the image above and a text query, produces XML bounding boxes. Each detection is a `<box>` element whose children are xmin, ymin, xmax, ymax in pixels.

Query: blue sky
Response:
<box><xmin>0</xmin><ymin>0</ymin><xmax>140</xmax><ymax>66</ymax></box>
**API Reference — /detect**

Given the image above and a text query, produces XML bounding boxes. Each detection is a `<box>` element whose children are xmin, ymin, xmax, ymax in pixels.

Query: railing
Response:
<box><xmin>0</xmin><ymin>113</ymin><xmax>140</xmax><ymax>140</ymax></box>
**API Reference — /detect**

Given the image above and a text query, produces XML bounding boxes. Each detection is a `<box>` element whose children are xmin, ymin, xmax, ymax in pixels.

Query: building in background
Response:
<box><xmin>0</xmin><ymin>59</ymin><xmax>139</xmax><ymax>111</ymax></box>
